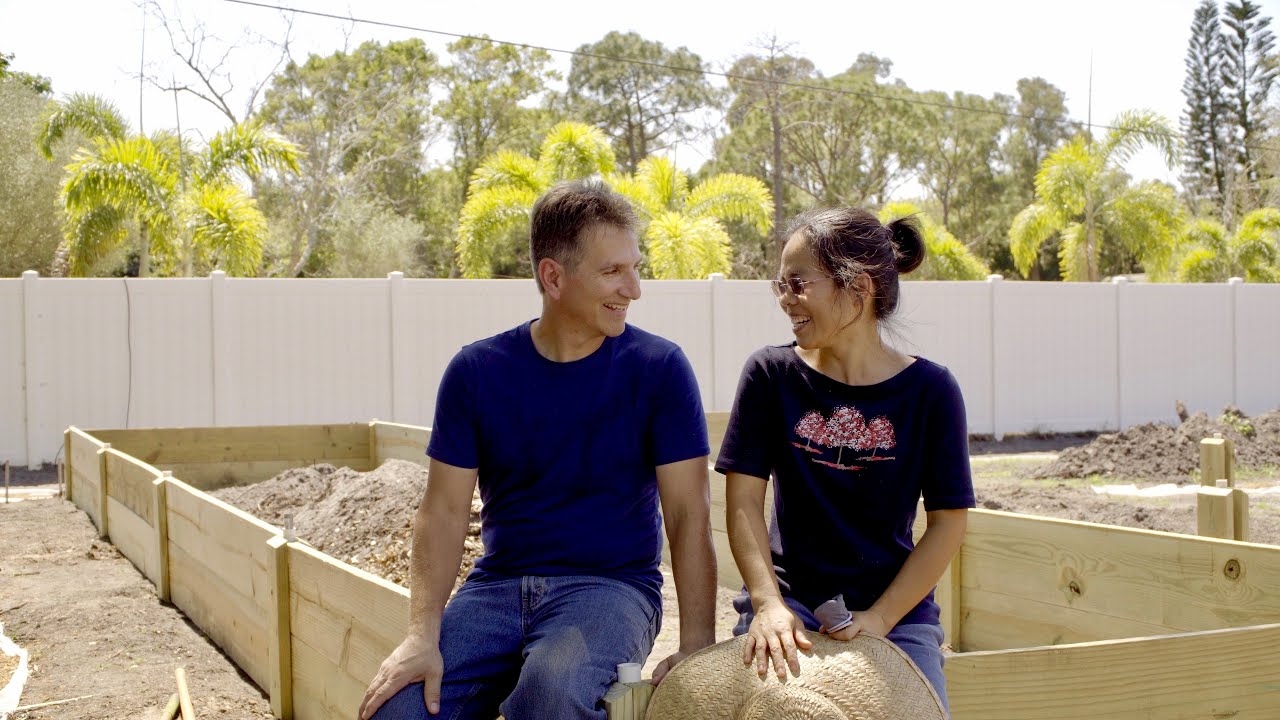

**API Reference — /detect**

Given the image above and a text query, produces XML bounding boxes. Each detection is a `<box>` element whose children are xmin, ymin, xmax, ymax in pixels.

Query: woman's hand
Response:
<box><xmin>825</xmin><ymin>607</ymin><xmax>890</xmax><ymax>641</ymax></box>
<box><xmin>742</xmin><ymin>598</ymin><xmax>813</xmax><ymax>680</ymax></box>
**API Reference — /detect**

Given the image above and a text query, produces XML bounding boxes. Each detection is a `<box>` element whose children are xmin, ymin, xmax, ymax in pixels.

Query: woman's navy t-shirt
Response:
<box><xmin>427</xmin><ymin>321</ymin><xmax>709</xmax><ymax>610</ymax></box>
<box><xmin>715</xmin><ymin>345</ymin><xmax>975</xmax><ymax>626</ymax></box>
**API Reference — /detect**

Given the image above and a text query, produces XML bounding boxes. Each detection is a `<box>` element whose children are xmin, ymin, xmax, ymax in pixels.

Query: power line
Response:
<box><xmin>224</xmin><ymin>0</ymin><xmax>1280</xmax><ymax>155</ymax></box>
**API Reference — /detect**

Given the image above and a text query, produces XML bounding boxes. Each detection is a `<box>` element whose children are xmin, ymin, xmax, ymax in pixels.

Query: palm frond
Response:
<box><xmin>37</xmin><ymin>93</ymin><xmax>129</xmax><ymax>159</ymax></box>
<box><xmin>1101</xmin><ymin>110</ymin><xmax>1178</xmax><ymax>169</ymax></box>
<box><xmin>1057</xmin><ymin>223</ymin><xmax>1089</xmax><ymax>281</ymax></box>
<box><xmin>455</xmin><ymin>185</ymin><xmax>539</xmax><ymax>278</ymax></box>
<box><xmin>877</xmin><ymin>202</ymin><xmax>987</xmax><ymax>280</ymax></box>
<box><xmin>1103</xmin><ymin>181</ymin><xmax>1182</xmax><ymax>280</ymax></box>
<box><xmin>683</xmin><ymin>172</ymin><xmax>773</xmax><ymax>236</ymax></box>
<box><xmin>644</xmin><ymin>211</ymin><xmax>732</xmax><ymax>279</ymax></box>
<box><xmin>1008</xmin><ymin>202</ymin><xmax>1062</xmax><ymax>277</ymax></box>
<box><xmin>62</xmin><ymin>137</ymin><xmax>175</xmax><ymax>215</ymax></box>
<box><xmin>635</xmin><ymin>156</ymin><xmax>690</xmax><ymax>211</ymax></box>
<box><xmin>1177</xmin><ymin>247</ymin><xmax>1226</xmax><ymax>283</ymax></box>
<box><xmin>190</xmin><ymin>183</ymin><xmax>268</xmax><ymax>276</ymax></box>
<box><xmin>199</xmin><ymin>122</ymin><xmax>301</xmax><ymax>185</ymax></box>
<box><xmin>469</xmin><ymin>151</ymin><xmax>545</xmax><ymax>195</ymax></box>
<box><xmin>536</xmin><ymin>122</ymin><xmax>616</xmax><ymax>181</ymax></box>
<box><xmin>62</xmin><ymin>204</ymin><xmax>128</xmax><ymax>276</ymax></box>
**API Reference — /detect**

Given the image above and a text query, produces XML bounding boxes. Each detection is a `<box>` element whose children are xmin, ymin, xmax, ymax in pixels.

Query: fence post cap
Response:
<box><xmin>21</xmin><ymin>270</ymin><xmax>39</xmax><ymax>279</ymax></box>
<box><xmin>1228</xmin><ymin>277</ymin><xmax>1244</xmax><ymax>285</ymax></box>
<box><xmin>985</xmin><ymin>274</ymin><xmax>1003</xmax><ymax>282</ymax></box>
<box><xmin>1111</xmin><ymin>276</ymin><xmax>1129</xmax><ymax>284</ymax></box>
<box><xmin>387</xmin><ymin>271</ymin><xmax>405</xmax><ymax>280</ymax></box>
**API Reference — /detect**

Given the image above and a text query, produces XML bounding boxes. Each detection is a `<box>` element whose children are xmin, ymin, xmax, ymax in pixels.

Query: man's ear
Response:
<box><xmin>538</xmin><ymin>257</ymin><xmax>564</xmax><ymax>299</ymax></box>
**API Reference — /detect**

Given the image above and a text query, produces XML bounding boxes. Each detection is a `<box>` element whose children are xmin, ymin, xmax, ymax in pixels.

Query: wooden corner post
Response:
<box><xmin>266</xmin><ymin>535</ymin><xmax>293</xmax><ymax>720</ymax></box>
<box><xmin>97</xmin><ymin>444</ymin><xmax>112</xmax><ymax>539</ymax></box>
<box><xmin>153</xmin><ymin>471</ymin><xmax>172</xmax><ymax>602</ymax></box>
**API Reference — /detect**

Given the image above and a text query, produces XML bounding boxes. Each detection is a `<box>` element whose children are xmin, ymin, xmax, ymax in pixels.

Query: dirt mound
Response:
<box><xmin>214</xmin><ymin>460</ymin><xmax>483</xmax><ymax>592</ymax></box>
<box><xmin>1034</xmin><ymin>408</ymin><xmax>1280</xmax><ymax>482</ymax></box>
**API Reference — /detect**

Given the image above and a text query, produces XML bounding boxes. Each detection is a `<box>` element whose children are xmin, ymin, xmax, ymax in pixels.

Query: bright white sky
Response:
<box><xmin>4</xmin><ymin>0</ymin><xmax>1279</xmax><ymax>189</ymax></box>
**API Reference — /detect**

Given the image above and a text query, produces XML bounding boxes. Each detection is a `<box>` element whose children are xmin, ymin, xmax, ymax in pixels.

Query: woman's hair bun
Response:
<box><xmin>886</xmin><ymin>216</ymin><xmax>926</xmax><ymax>275</ymax></box>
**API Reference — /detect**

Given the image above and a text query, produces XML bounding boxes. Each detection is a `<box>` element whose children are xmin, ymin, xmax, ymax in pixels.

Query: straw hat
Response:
<box><xmin>644</xmin><ymin>634</ymin><xmax>947</xmax><ymax>720</ymax></box>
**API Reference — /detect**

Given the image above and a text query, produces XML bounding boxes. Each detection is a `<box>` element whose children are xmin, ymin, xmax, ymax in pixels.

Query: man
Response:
<box><xmin>359</xmin><ymin>180</ymin><xmax>717</xmax><ymax>720</ymax></box>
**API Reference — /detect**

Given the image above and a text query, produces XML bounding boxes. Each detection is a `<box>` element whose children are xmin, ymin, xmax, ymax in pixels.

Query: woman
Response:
<box><xmin>717</xmin><ymin>207</ymin><xmax>973</xmax><ymax>711</ymax></box>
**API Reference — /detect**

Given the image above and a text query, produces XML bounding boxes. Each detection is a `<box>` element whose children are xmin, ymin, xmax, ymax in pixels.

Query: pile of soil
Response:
<box><xmin>1034</xmin><ymin>407</ymin><xmax>1280</xmax><ymax>482</ymax></box>
<box><xmin>213</xmin><ymin>460</ymin><xmax>482</xmax><ymax>592</ymax></box>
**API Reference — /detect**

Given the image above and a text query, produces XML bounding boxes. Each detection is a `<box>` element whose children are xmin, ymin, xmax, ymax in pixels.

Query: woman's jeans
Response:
<box><xmin>372</xmin><ymin>575</ymin><xmax>659</xmax><ymax>720</ymax></box>
<box><xmin>733</xmin><ymin>594</ymin><xmax>949</xmax><ymax>714</ymax></box>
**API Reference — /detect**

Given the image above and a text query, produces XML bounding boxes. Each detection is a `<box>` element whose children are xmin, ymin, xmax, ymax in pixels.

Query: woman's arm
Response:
<box><xmin>726</xmin><ymin>471</ymin><xmax>813</xmax><ymax>679</ymax></box>
<box><xmin>828</xmin><ymin>508</ymin><xmax>967</xmax><ymax>639</ymax></box>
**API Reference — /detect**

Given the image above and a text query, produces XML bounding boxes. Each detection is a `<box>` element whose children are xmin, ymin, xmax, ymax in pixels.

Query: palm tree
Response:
<box><xmin>877</xmin><ymin>202</ymin><xmax>990</xmax><ymax>280</ymax></box>
<box><xmin>455</xmin><ymin>121</ymin><xmax>773</xmax><ymax>279</ymax></box>
<box><xmin>39</xmin><ymin>94</ymin><xmax>298</xmax><ymax>277</ymax></box>
<box><xmin>608</xmin><ymin>157</ymin><xmax>771</xmax><ymax>279</ymax></box>
<box><xmin>1008</xmin><ymin>111</ymin><xmax>1183</xmax><ymax>281</ymax></box>
<box><xmin>1178</xmin><ymin>208</ymin><xmax>1280</xmax><ymax>282</ymax></box>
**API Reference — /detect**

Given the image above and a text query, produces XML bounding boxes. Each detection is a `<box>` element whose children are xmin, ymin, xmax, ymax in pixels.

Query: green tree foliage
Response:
<box><xmin>1222</xmin><ymin>0</ymin><xmax>1278</xmax><ymax>194</ymax></box>
<box><xmin>437</xmin><ymin>36</ymin><xmax>559</xmax><ymax>203</ymax></box>
<box><xmin>41</xmin><ymin>95</ymin><xmax>298</xmax><ymax>277</ymax></box>
<box><xmin>456</xmin><ymin>122</ymin><xmax>617</xmax><ymax>278</ymax></box>
<box><xmin>0</xmin><ymin>51</ymin><xmax>52</xmax><ymax>95</ymax></box>
<box><xmin>0</xmin><ymin>77</ymin><xmax>65</xmax><ymax>276</ymax></box>
<box><xmin>1182</xmin><ymin>0</ymin><xmax>1232</xmax><ymax>214</ymax></box>
<box><xmin>916</xmin><ymin>91</ymin><xmax>1009</xmax><ymax>243</ymax></box>
<box><xmin>254</xmin><ymin>39</ymin><xmax>440</xmax><ymax>276</ymax></box>
<box><xmin>1177</xmin><ymin>208</ymin><xmax>1280</xmax><ymax>281</ymax></box>
<box><xmin>1009</xmin><ymin>112</ymin><xmax>1183</xmax><ymax>281</ymax></box>
<box><xmin>995</xmin><ymin>78</ymin><xmax>1074</xmax><ymax>278</ymax></box>
<box><xmin>608</xmin><ymin>156</ymin><xmax>771</xmax><ymax>279</ymax></box>
<box><xmin>877</xmin><ymin>202</ymin><xmax>990</xmax><ymax>280</ymax></box>
<box><xmin>456</xmin><ymin>122</ymin><xmax>772</xmax><ymax>279</ymax></box>
<box><xmin>567</xmin><ymin>32</ymin><xmax>717</xmax><ymax>173</ymax></box>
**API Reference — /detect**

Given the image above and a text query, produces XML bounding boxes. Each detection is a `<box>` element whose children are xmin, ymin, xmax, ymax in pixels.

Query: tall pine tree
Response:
<box><xmin>1182</xmin><ymin>0</ymin><xmax>1230</xmax><ymax>214</ymax></box>
<box><xmin>1222</xmin><ymin>1</ymin><xmax>1278</xmax><ymax>192</ymax></box>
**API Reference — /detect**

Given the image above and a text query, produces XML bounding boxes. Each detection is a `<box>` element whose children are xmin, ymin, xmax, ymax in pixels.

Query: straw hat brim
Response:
<box><xmin>644</xmin><ymin>634</ymin><xmax>947</xmax><ymax>720</ymax></box>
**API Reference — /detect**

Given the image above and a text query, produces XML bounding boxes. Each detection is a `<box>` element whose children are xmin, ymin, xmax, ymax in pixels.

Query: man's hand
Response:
<box><xmin>824</xmin><ymin>608</ymin><xmax>890</xmax><ymax>642</ymax></box>
<box><xmin>357</xmin><ymin>634</ymin><xmax>443</xmax><ymax>719</ymax></box>
<box><xmin>650</xmin><ymin>651</ymin><xmax>686</xmax><ymax>685</ymax></box>
<box><xmin>742</xmin><ymin>598</ymin><xmax>813</xmax><ymax>680</ymax></box>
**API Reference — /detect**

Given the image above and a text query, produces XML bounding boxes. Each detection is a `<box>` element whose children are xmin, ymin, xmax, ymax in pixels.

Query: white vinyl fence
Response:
<box><xmin>3</xmin><ymin>271</ymin><xmax>1278</xmax><ymax>467</ymax></box>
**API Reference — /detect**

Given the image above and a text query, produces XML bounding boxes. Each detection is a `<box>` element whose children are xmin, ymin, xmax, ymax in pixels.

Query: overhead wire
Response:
<box><xmin>222</xmin><ymin>0</ymin><xmax>1280</xmax><ymax>156</ymax></box>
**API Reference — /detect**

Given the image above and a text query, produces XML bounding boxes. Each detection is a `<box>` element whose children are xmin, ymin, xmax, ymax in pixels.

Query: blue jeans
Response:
<box><xmin>733</xmin><ymin>595</ymin><xmax>949</xmax><ymax>714</ymax></box>
<box><xmin>372</xmin><ymin>575</ymin><xmax>660</xmax><ymax>720</ymax></box>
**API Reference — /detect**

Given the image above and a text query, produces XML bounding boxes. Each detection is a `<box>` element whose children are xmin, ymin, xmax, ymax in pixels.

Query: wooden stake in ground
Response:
<box><xmin>176</xmin><ymin>667</ymin><xmax>196</xmax><ymax>720</ymax></box>
<box><xmin>4</xmin><ymin>460</ymin><xmax>9</xmax><ymax>504</ymax></box>
<box><xmin>162</xmin><ymin>692</ymin><xmax>181</xmax><ymax>720</ymax></box>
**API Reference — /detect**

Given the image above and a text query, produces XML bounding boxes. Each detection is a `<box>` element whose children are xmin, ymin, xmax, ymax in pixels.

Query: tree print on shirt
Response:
<box><xmin>792</xmin><ymin>405</ymin><xmax>896</xmax><ymax>471</ymax></box>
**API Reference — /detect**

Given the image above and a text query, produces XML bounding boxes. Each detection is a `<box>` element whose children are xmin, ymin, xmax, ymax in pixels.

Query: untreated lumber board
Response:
<box><xmin>946</xmin><ymin>624</ymin><xmax>1280</xmax><ymax>719</ymax></box>
<box><xmin>104</xmin><ymin>449</ymin><xmax>160</xmax><ymax>524</ymax></box>
<box><xmin>961</xmin><ymin>509</ymin><xmax>1280</xmax><ymax>643</ymax></box>
<box><xmin>370</xmin><ymin>422</ymin><xmax>431</xmax><ymax>466</ymax></box>
<box><xmin>88</xmin><ymin>424</ymin><xmax>370</xmax><ymax>465</ymax></box>
<box><xmin>106</xmin><ymin>497</ymin><xmax>161</xmax><ymax>585</ymax></box>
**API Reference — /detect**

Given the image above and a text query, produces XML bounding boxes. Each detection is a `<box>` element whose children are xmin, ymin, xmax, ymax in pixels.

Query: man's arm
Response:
<box><xmin>358</xmin><ymin>459</ymin><xmax>478</xmax><ymax>719</ymax></box>
<box><xmin>650</xmin><ymin>455</ymin><xmax>717</xmax><ymax>684</ymax></box>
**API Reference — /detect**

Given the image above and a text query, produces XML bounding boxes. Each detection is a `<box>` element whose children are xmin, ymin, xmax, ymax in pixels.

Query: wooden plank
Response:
<box><xmin>165</xmin><ymin>481</ymin><xmax>277</xmax><ymax>602</ymax></box>
<box><xmin>107</xmin><ymin>497</ymin><xmax>160</xmax><ymax>585</ymax></box>
<box><xmin>291</xmin><ymin>633</ymin><xmax>374</xmax><ymax>720</ymax></box>
<box><xmin>959</xmin><ymin>587</ymin><xmax>1173</xmax><ymax>651</ymax></box>
<box><xmin>267</xmin><ymin>535</ymin><xmax>293</xmax><ymax>720</ymax></box>
<box><xmin>1197</xmin><ymin>485</ymin><xmax>1235</xmax><ymax>539</ymax></box>
<box><xmin>290</xmin><ymin>589</ymin><xmax>399</xmax><ymax>684</ymax></box>
<box><xmin>961</xmin><ymin>509</ymin><xmax>1280</xmax><ymax>640</ymax></box>
<box><xmin>946</xmin><ymin>624</ymin><xmax>1280</xmax><ymax>720</ymax></box>
<box><xmin>68</xmin><ymin>428</ymin><xmax>104</xmax><ymax>518</ymax></box>
<box><xmin>370</xmin><ymin>422</ymin><xmax>431</xmax><ymax>467</ymax></box>
<box><xmin>104</xmin><ymin>449</ymin><xmax>159</xmax><ymax>524</ymax></box>
<box><xmin>1200</xmin><ymin>437</ymin><xmax>1228</xmax><ymax>486</ymax></box>
<box><xmin>1235</xmin><ymin>488</ymin><xmax>1251</xmax><ymax>542</ymax></box>
<box><xmin>64</xmin><ymin>429</ymin><xmax>73</xmax><ymax>503</ymax></box>
<box><xmin>153</xmin><ymin>475</ymin><xmax>171</xmax><ymax>602</ymax></box>
<box><xmin>98</xmin><ymin>445</ymin><xmax>110</xmax><ymax>540</ymax></box>
<box><xmin>288</xmin><ymin>543</ymin><xmax>409</xmax><ymax>651</ymax></box>
<box><xmin>605</xmin><ymin>682</ymin><xmax>653</xmax><ymax>720</ymax></box>
<box><xmin>160</xmin><ymin>458</ymin><xmax>373</xmax><ymax>491</ymax></box>
<box><xmin>88</xmin><ymin>424</ymin><xmax>370</xmax><ymax>466</ymax></box>
<box><xmin>168</xmin><ymin>539</ymin><xmax>271</xmax><ymax>689</ymax></box>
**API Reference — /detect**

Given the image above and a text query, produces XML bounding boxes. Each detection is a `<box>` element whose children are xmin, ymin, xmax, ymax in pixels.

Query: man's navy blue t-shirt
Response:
<box><xmin>427</xmin><ymin>321</ymin><xmax>709</xmax><ymax>610</ymax></box>
<box><xmin>715</xmin><ymin>345</ymin><xmax>975</xmax><ymax>627</ymax></box>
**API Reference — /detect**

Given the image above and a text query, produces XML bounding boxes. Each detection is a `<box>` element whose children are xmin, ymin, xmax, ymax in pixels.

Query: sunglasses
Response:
<box><xmin>770</xmin><ymin>276</ymin><xmax>827</xmax><ymax>298</ymax></box>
